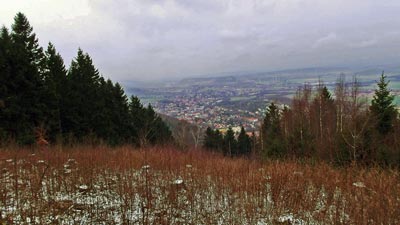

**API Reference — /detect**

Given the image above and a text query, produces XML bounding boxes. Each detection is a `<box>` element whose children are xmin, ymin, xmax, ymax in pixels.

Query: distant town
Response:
<box><xmin>127</xmin><ymin>67</ymin><xmax>400</xmax><ymax>133</ymax></box>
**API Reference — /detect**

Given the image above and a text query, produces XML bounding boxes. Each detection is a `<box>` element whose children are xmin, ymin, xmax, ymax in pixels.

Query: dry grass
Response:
<box><xmin>1</xmin><ymin>146</ymin><xmax>399</xmax><ymax>224</ymax></box>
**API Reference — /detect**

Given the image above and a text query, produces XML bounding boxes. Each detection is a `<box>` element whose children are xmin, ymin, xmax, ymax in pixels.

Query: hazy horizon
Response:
<box><xmin>1</xmin><ymin>0</ymin><xmax>400</xmax><ymax>82</ymax></box>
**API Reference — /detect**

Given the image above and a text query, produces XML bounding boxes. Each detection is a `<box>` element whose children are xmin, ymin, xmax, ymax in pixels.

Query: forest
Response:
<box><xmin>0</xmin><ymin>13</ymin><xmax>172</xmax><ymax>147</ymax></box>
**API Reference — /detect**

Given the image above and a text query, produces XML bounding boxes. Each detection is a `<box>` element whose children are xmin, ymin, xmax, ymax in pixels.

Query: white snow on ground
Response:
<box><xmin>0</xmin><ymin>157</ymin><xmax>373</xmax><ymax>224</ymax></box>
<box><xmin>173</xmin><ymin>177</ymin><xmax>184</xmax><ymax>185</ymax></box>
<box><xmin>352</xmin><ymin>181</ymin><xmax>366</xmax><ymax>188</ymax></box>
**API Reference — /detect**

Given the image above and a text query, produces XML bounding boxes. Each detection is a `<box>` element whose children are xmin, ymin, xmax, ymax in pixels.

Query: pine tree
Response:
<box><xmin>94</xmin><ymin>79</ymin><xmax>117</xmax><ymax>143</ymax></box>
<box><xmin>7</xmin><ymin>13</ymin><xmax>47</xmax><ymax>144</ymax></box>
<box><xmin>370</xmin><ymin>72</ymin><xmax>397</xmax><ymax>135</ymax></box>
<box><xmin>145</xmin><ymin>104</ymin><xmax>172</xmax><ymax>145</ymax></box>
<box><xmin>203</xmin><ymin>127</ymin><xmax>224</xmax><ymax>152</ymax></box>
<box><xmin>63</xmin><ymin>49</ymin><xmax>101</xmax><ymax>139</ymax></box>
<box><xmin>128</xmin><ymin>96</ymin><xmax>172</xmax><ymax>147</ymax></box>
<box><xmin>128</xmin><ymin>95</ymin><xmax>145</xmax><ymax>144</ymax></box>
<box><xmin>214</xmin><ymin>129</ymin><xmax>224</xmax><ymax>152</ymax></box>
<box><xmin>237</xmin><ymin>126</ymin><xmax>251</xmax><ymax>156</ymax></box>
<box><xmin>109</xmin><ymin>82</ymin><xmax>130</xmax><ymax>143</ymax></box>
<box><xmin>1</xmin><ymin>12</ymin><xmax>176</xmax><ymax>146</ymax></box>
<box><xmin>261</xmin><ymin>103</ymin><xmax>285</xmax><ymax>158</ymax></box>
<box><xmin>223</xmin><ymin>127</ymin><xmax>237</xmax><ymax>156</ymax></box>
<box><xmin>0</xmin><ymin>26</ymin><xmax>12</xmax><ymax>141</ymax></box>
<box><xmin>43</xmin><ymin>42</ymin><xmax>68</xmax><ymax>140</ymax></box>
<box><xmin>0</xmin><ymin>27</ymin><xmax>11</xmax><ymax>99</ymax></box>
<box><xmin>368</xmin><ymin>72</ymin><xmax>398</xmax><ymax>165</ymax></box>
<box><xmin>203</xmin><ymin>127</ymin><xmax>215</xmax><ymax>150</ymax></box>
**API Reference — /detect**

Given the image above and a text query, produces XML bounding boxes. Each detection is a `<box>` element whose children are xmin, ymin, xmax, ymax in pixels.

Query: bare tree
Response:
<box><xmin>190</xmin><ymin>126</ymin><xmax>203</xmax><ymax>149</ymax></box>
<box><xmin>340</xmin><ymin>76</ymin><xmax>370</xmax><ymax>163</ymax></box>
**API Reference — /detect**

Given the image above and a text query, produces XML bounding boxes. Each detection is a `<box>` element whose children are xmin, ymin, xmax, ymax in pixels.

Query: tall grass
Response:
<box><xmin>1</xmin><ymin>146</ymin><xmax>399</xmax><ymax>224</ymax></box>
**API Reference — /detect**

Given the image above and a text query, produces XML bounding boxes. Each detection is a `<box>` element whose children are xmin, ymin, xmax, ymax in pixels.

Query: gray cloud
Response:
<box><xmin>1</xmin><ymin>0</ymin><xmax>400</xmax><ymax>81</ymax></box>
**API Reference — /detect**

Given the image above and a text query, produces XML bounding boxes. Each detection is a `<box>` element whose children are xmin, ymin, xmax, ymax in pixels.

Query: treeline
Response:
<box><xmin>0</xmin><ymin>13</ymin><xmax>172</xmax><ymax>146</ymax></box>
<box><xmin>203</xmin><ymin>126</ymin><xmax>253</xmax><ymax>156</ymax></box>
<box><xmin>204</xmin><ymin>74</ymin><xmax>400</xmax><ymax>166</ymax></box>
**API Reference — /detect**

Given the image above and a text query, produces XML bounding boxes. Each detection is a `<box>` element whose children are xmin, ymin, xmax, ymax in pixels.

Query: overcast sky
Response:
<box><xmin>1</xmin><ymin>0</ymin><xmax>400</xmax><ymax>81</ymax></box>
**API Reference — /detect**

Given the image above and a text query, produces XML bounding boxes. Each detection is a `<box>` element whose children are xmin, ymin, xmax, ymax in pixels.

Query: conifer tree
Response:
<box><xmin>109</xmin><ymin>82</ymin><xmax>130</xmax><ymax>143</ymax></box>
<box><xmin>63</xmin><ymin>49</ymin><xmax>101</xmax><ymax>138</ymax></box>
<box><xmin>370</xmin><ymin>72</ymin><xmax>397</xmax><ymax>135</ymax></box>
<box><xmin>1</xmin><ymin>12</ymin><xmax>175</xmax><ymax>146</ymax></box>
<box><xmin>7</xmin><ymin>13</ymin><xmax>47</xmax><ymax>144</ymax></box>
<box><xmin>214</xmin><ymin>129</ymin><xmax>224</xmax><ymax>152</ymax></box>
<box><xmin>128</xmin><ymin>95</ymin><xmax>144</xmax><ymax>144</ymax></box>
<box><xmin>369</xmin><ymin>72</ymin><xmax>398</xmax><ymax>165</ymax></box>
<box><xmin>203</xmin><ymin>127</ymin><xmax>215</xmax><ymax>150</ymax></box>
<box><xmin>94</xmin><ymin>79</ymin><xmax>117</xmax><ymax>143</ymax></box>
<box><xmin>0</xmin><ymin>27</ymin><xmax>11</xmax><ymax>141</ymax></box>
<box><xmin>0</xmin><ymin>27</ymin><xmax>11</xmax><ymax>99</ymax></box>
<box><xmin>43</xmin><ymin>42</ymin><xmax>67</xmax><ymax>139</ymax></box>
<box><xmin>145</xmin><ymin>104</ymin><xmax>172</xmax><ymax>145</ymax></box>
<box><xmin>237</xmin><ymin>126</ymin><xmax>251</xmax><ymax>156</ymax></box>
<box><xmin>128</xmin><ymin>96</ymin><xmax>172</xmax><ymax>147</ymax></box>
<box><xmin>261</xmin><ymin>103</ymin><xmax>285</xmax><ymax>158</ymax></box>
<box><xmin>223</xmin><ymin>127</ymin><xmax>237</xmax><ymax>156</ymax></box>
<box><xmin>203</xmin><ymin>127</ymin><xmax>224</xmax><ymax>152</ymax></box>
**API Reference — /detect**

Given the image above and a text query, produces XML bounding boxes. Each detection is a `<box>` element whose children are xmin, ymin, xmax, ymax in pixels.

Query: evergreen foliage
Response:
<box><xmin>203</xmin><ymin>126</ymin><xmax>250</xmax><ymax>157</ymax></box>
<box><xmin>42</xmin><ymin>42</ymin><xmax>67</xmax><ymax>140</ymax></box>
<box><xmin>370</xmin><ymin>72</ymin><xmax>397</xmax><ymax>135</ymax></box>
<box><xmin>203</xmin><ymin>127</ymin><xmax>221</xmax><ymax>152</ymax></box>
<box><xmin>369</xmin><ymin>72</ymin><xmax>398</xmax><ymax>165</ymax></box>
<box><xmin>203</xmin><ymin>127</ymin><xmax>215</xmax><ymax>149</ymax></box>
<box><xmin>237</xmin><ymin>126</ymin><xmax>251</xmax><ymax>156</ymax></box>
<box><xmin>0</xmin><ymin>13</ymin><xmax>172</xmax><ymax>147</ymax></box>
<box><xmin>223</xmin><ymin>127</ymin><xmax>237</xmax><ymax>156</ymax></box>
<box><xmin>261</xmin><ymin>103</ymin><xmax>285</xmax><ymax>158</ymax></box>
<box><xmin>0</xmin><ymin>27</ymin><xmax>12</xmax><ymax>141</ymax></box>
<box><xmin>4</xmin><ymin>13</ymin><xmax>48</xmax><ymax>144</ymax></box>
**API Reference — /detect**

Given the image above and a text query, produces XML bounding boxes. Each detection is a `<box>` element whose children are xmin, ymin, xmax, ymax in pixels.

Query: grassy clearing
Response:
<box><xmin>1</xmin><ymin>146</ymin><xmax>399</xmax><ymax>224</ymax></box>
<box><xmin>230</xmin><ymin>96</ymin><xmax>256</xmax><ymax>102</ymax></box>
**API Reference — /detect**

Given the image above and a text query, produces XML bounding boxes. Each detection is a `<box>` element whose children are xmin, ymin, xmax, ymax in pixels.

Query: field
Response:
<box><xmin>1</xmin><ymin>146</ymin><xmax>399</xmax><ymax>224</ymax></box>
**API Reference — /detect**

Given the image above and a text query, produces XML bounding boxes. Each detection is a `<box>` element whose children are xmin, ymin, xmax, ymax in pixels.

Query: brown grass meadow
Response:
<box><xmin>1</xmin><ymin>146</ymin><xmax>399</xmax><ymax>224</ymax></box>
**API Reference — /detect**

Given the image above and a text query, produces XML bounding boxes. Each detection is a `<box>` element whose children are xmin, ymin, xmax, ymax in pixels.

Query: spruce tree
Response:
<box><xmin>223</xmin><ymin>127</ymin><xmax>237</xmax><ymax>156</ymax></box>
<box><xmin>237</xmin><ymin>126</ymin><xmax>251</xmax><ymax>156</ymax></box>
<box><xmin>1</xmin><ymin>12</ymin><xmax>176</xmax><ymax>146</ymax></box>
<box><xmin>369</xmin><ymin>72</ymin><xmax>398</xmax><ymax>165</ymax></box>
<box><xmin>94</xmin><ymin>79</ymin><xmax>117</xmax><ymax>143</ymax></box>
<box><xmin>151</xmin><ymin>113</ymin><xmax>173</xmax><ymax>145</ymax></box>
<box><xmin>0</xmin><ymin>27</ymin><xmax>11</xmax><ymax>100</ymax></box>
<box><xmin>203</xmin><ymin>127</ymin><xmax>224</xmax><ymax>152</ymax></box>
<box><xmin>370</xmin><ymin>72</ymin><xmax>397</xmax><ymax>135</ymax></box>
<box><xmin>203</xmin><ymin>127</ymin><xmax>215</xmax><ymax>150</ymax></box>
<box><xmin>321</xmin><ymin>86</ymin><xmax>333</xmax><ymax>103</ymax></box>
<box><xmin>109</xmin><ymin>82</ymin><xmax>130</xmax><ymax>144</ymax></box>
<box><xmin>63</xmin><ymin>49</ymin><xmax>101</xmax><ymax>138</ymax></box>
<box><xmin>8</xmin><ymin>13</ymin><xmax>47</xmax><ymax>144</ymax></box>
<box><xmin>0</xmin><ymin>27</ymin><xmax>11</xmax><ymax>141</ymax></box>
<box><xmin>261</xmin><ymin>103</ymin><xmax>285</xmax><ymax>158</ymax></box>
<box><xmin>128</xmin><ymin>95</ymin><xmax>145</xmax><ymax>144</ymax></box>
<box><xmin>43</xmin><ymin>42</ymin><xmax>68</xmax><ymax>140</ymax></box>
<box><xmin>128</xmin><ymin>96</ymin><xmax>172</xmax><ymax>146</ymax></box>
<box><xmin>214</xmin><ymin>129</ymin><xmax>224</xmax><ymax>152</ymax></box>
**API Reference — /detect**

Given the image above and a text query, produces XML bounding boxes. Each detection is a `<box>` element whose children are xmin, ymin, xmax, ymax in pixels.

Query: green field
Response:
<box><xmin>394</xmin><ymin>96</ymin><xmax>400</xmax><ymax>105</ymax></box>
<box><xmin>230</xmin><ymin>96</ymin><xmax>256</xmax><ymax>102</ymax></box>
<box><xmin>390</xmin><ymin>81</ymin><xmax>400</xmax><ymax>90</ymax></box>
